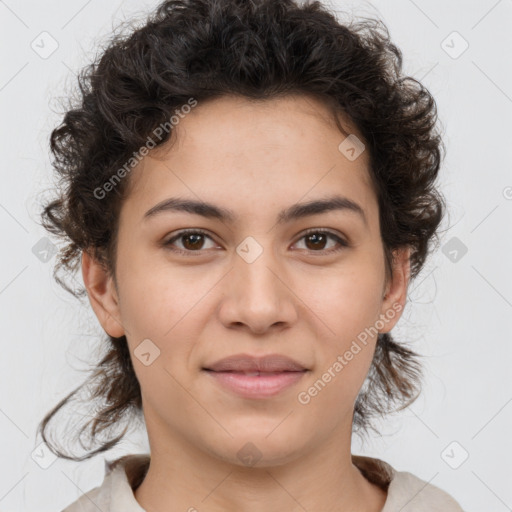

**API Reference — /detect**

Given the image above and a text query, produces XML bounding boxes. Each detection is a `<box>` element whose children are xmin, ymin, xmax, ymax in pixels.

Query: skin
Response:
<box><xmin>82</xmin><ymin>94</ymin><xmax>410</xmax><ymax>512</ymax></box>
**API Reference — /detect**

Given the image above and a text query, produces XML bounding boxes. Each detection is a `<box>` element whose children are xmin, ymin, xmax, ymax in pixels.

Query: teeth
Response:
<box><xmin>244</xmin><ymin>371</ymin><xmax>260</xmax><ymax>376</ymax></box>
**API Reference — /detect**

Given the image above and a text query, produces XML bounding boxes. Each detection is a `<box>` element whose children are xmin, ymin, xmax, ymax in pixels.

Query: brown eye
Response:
<box><xmin>164</xmin><ymin>229</ymin><xmax>217</xmax><ymax>254</ymax></box>
<box><xmin>181</xmin><ymin>233</ymin><xmax>205</xmax><ymax>250</ymax></box>
<box><xmin>304</xmin><ymin>232</ymin><xmax>328</xmax><ymax>250</ymax></box>
<box><xmin>294</xmin><ymin>230</ymin><xmax>349</xmax><ymax>253</ymax></box>
<box><xmin>163</xmin><ymin>228</ymin><xmax>349</xmax><ymax>256</ymax></box>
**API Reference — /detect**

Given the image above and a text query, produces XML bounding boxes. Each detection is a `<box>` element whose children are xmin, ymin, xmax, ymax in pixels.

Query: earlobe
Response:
<box><xmin>379</xmin><ymin>246</ymin><xmax>411</xmax><ymax>333</ymax></box>
<box><xmin>81</xmin><ymin>249</ymin><xmax>125</xmax><ymax>338</ymax></box>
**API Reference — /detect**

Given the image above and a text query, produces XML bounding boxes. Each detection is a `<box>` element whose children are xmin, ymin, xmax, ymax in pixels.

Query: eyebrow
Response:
<box><xmin>143</xmin><ymin>195</ymin><xmax>367</xmax><ymax>227</ymax></box>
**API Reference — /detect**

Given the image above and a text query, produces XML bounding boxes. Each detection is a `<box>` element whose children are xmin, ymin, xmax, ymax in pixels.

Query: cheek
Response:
<box><xmin>115</xmin><ymin>254</ymin><xmax>216</xmax><ymax>388</ymax></box>
<box><xmin>299</xmin><ymin>276</ymin><xmax>381</xmax><ymax>412</ymax></box>
<box><xmin>299</xmin><ymin>263</ymin><xmax>384</xmax><ymax>396</ymax></box>
<box><xmin>304</xmin><ymin>264</ymin><xmax>384</xmax><ymax>339</ymax></box>
<box><xmin>115</xmin><ymin>248</ymin><xmax>210</xmax><ymax>336</ymax></box>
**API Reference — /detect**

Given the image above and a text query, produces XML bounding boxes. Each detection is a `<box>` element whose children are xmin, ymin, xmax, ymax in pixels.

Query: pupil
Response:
<box><xmin>184</xmin><ymin>234</ymin><xmax>203</xmax><ymax>250</ymax></box>
<box><xmin>306</xmin><ymin>233</ymin><xmax>325</xmax><ymax>250</ymax></box>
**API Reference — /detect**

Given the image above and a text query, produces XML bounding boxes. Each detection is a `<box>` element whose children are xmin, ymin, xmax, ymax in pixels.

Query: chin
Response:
<box><xmin>203</xmin><ymin>430</ymin><xmax>307</xmax><ymax>469</ymax></box>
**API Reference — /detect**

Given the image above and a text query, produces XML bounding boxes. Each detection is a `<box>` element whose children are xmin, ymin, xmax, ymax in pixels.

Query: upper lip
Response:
<box><xmin>203</xmin><ymin>353</ymin><xmax>308</xmax><ymax>372</ymax></box>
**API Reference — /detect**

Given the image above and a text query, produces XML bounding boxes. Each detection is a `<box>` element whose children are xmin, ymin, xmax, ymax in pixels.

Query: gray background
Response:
<box><xmin>1</xmin><ymin>0</ymin><xmax>511</xmax><ymax>510</ymax></box>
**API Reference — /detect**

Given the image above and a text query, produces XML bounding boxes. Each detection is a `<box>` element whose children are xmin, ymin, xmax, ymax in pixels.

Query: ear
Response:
<box><xmin>81</xmin><ymin>249</ymin><xmax>125</xmax><ymax>338</ymax></box>
<box><xmin>378</xmin><ymin>246</ymin><xmax>411</xmax><ymax>333</ymax></box>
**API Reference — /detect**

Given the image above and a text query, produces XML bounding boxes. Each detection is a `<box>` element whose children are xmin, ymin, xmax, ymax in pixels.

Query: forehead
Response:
<box><xmin>121</xmin><ymin>94</ymin><xmax>377</xmax><ymax>227</ymax></box>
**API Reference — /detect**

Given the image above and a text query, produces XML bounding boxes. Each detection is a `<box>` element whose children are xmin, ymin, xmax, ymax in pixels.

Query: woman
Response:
<box><xmin>38</xmin><ymin>0</ymin><xmax>465</xmax><ymax>510</ymax></box>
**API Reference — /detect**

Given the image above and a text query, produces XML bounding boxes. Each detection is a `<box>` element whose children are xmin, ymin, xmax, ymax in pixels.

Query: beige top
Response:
<box><xmin>61</xmin><ymin>453</ymin><xmax>465</xmax><ymax>511</ymax></box>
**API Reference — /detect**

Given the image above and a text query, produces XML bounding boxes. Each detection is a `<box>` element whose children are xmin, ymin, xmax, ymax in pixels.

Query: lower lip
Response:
<box><xmin>203</xmin><ymin>370</ymin><xmax>307</xmax><ymax>399</ymax></box>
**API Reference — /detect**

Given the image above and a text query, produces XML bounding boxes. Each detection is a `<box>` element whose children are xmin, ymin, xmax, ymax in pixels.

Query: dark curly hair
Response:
<box><xmin>37</xmin><ymin>0</ymin><xmax>446</xmax><ymax>461</ymax></box>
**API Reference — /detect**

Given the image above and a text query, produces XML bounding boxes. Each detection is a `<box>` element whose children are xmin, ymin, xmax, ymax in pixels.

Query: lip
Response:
<box><xmin>203</xmin><ymin>369</ymin><xmax>308</xmax><ymax>399</ymax></box>
<box><xmin>202</xmin><ymin>353</ymin><xmax>309</xmax><ymax>399</ymax></box>
<box><xmin>203</xmin><ymin>353</ymin><xmax>307</xmax><ymax>372</ymax></box>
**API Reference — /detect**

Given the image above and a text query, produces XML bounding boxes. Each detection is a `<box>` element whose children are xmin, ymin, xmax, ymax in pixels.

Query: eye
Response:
<box><xmin>163</xmin><ymin>229</ymin><xmax>218</xmax><ymax>255</ymax></box>
<box><xmin>163</xmin><ymin>228</ymin><xmax>349</xmax><ymax>255</ymax></box>
<box><xmin>292</xmin><ymin>229</ymin><xmax>349</xmax><ymax>254</ymax></box>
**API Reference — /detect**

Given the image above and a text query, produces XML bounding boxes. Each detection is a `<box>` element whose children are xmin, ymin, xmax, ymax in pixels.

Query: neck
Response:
<box><xmin>133</xmin><ymin>430</ymin><xmax>387</xmax><ymax>512</ymax></box>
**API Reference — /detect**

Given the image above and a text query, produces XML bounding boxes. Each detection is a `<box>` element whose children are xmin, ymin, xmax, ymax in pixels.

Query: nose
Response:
<box><xmin>217</xmin><ymin>245</ymin><xmax>298</xmax><ymax>335</ymax></box>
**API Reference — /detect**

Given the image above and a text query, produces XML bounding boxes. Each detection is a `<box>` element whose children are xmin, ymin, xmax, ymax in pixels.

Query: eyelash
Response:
<box><xmin>163</xmin><ymin>228</ymin><xmax>349</xmax><ymax>256</ymax></box>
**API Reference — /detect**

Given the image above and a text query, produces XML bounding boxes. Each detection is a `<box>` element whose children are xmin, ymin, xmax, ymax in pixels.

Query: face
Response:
<box><xmin>83</xmin><ymin>94</ymin><xmax>410</xmax><ymax>467</ymax></box>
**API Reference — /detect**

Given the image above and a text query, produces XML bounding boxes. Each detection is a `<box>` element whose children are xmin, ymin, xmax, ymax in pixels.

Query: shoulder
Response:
<box><xmin>60</xmin><ymin>454</ymin><xmax>150</xmax><ymax>512</ymax></box>
<box><xmin>384</xmin><ymin>468</ymin><xmax>465</xmax><ymax>512</ymax></box>
<box><xmin>352</xmin><ymin>454</ymin><xmax>465</xmax><ymax>512</ymax></box>
<box><xmin>60</xmin><ymin>480</ymin><xmax>107</xmax><ymax>512</ymax></box>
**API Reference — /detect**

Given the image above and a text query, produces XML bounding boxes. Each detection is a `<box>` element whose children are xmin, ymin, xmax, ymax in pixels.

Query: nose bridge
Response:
<box><xmin>218</xmin><ymin>235</ymin><xmax>297</xmax><ymax>332</ymax></box>
<box><xmin>236</xmin><ymin>237</ymin><xmax>283</xmax><ymax>306</ymax></box>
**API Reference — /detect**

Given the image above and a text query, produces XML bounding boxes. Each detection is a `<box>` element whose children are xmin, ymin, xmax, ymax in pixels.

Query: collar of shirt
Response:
<box><xmin>61</xmin><ymin>452</ymin><xmax>465</xmax><ymax>512</ymax></box>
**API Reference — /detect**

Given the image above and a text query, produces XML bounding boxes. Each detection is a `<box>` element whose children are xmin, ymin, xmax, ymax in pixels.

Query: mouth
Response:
<box><xmin>202</xmin><ymin>369</ymin><xmax>308</xmax><ymax>399</ymax></box>
<box><xmin>203</xmin><ymin>353</ymin><xmax>308</xmax><ymax>373</ymax></box>
<box><xmin>201</xmin><ymin>353</ymin><xmax>309</xmax><ymax>399</ymax></box>
<box><xmin>203</xmin><ymin>369</ymin><xmax>306</xmax><ymax>375</ymax></box>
